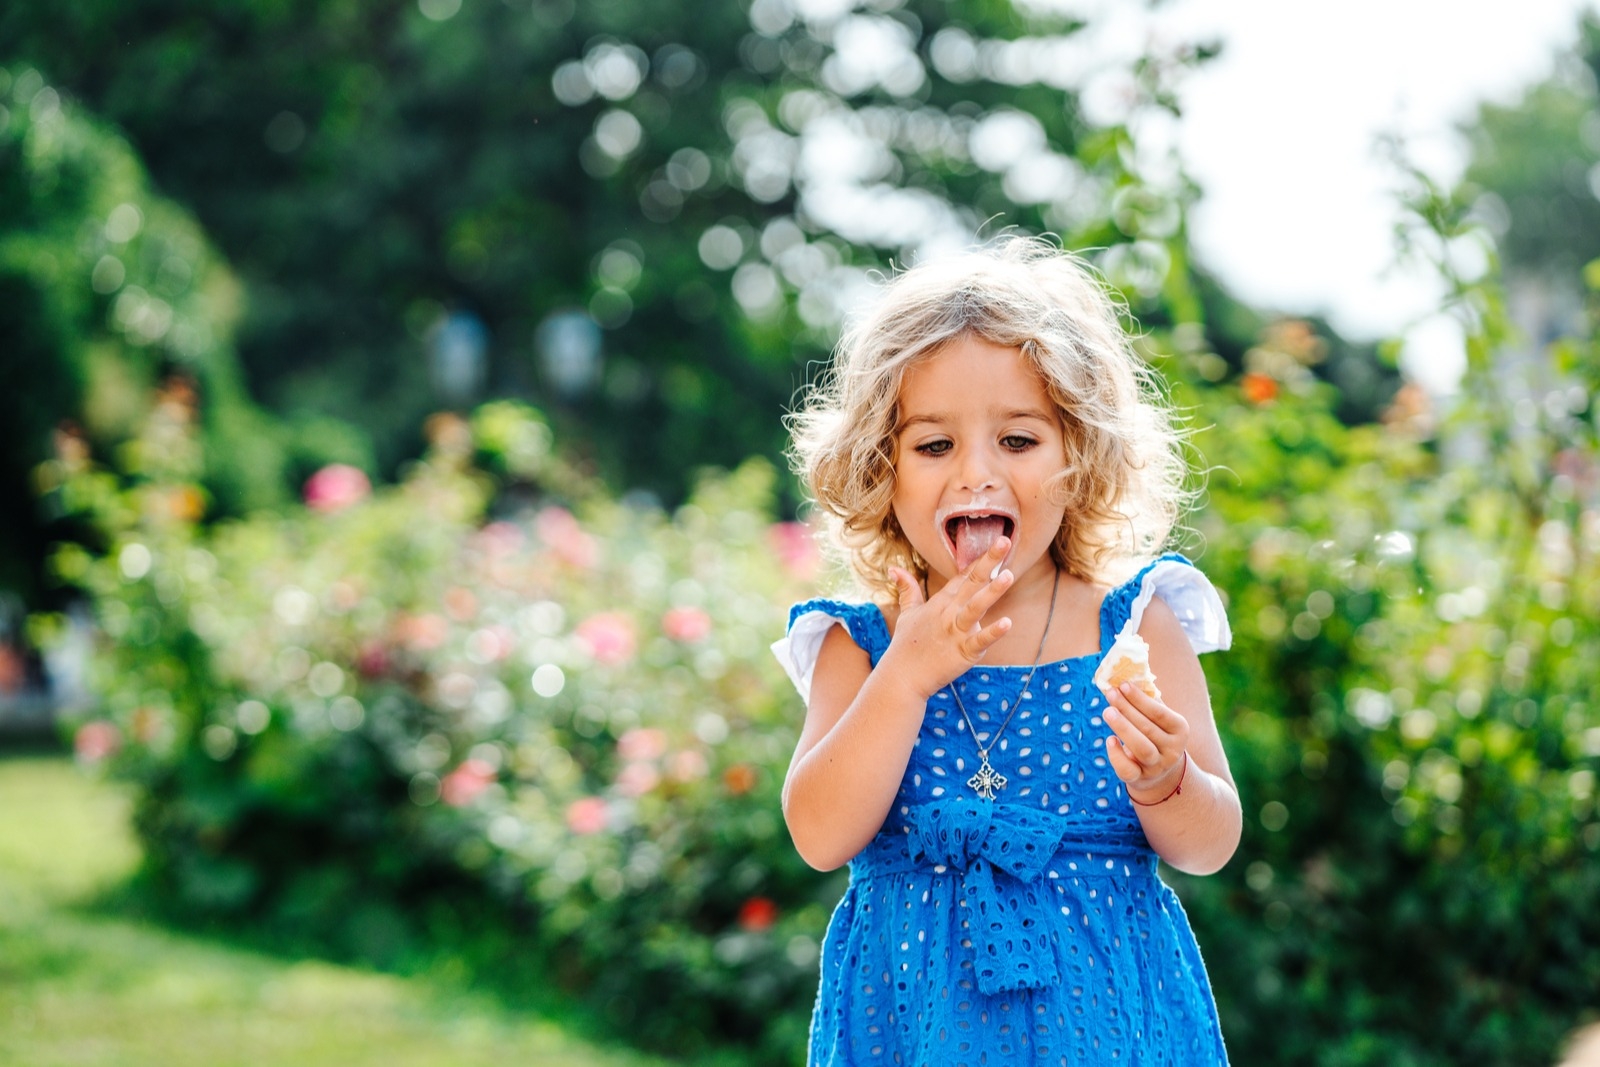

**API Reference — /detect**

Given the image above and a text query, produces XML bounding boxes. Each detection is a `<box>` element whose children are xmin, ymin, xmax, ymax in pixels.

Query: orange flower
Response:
<box><xmin>1241</xmin><ymin>372</ymin><xmax>1278</xmax><ymax>405</ymax></box>
<box><xmin>723</xmin><ymin>763</ymin><xmax>757</xmax><ymax>795</ymax></box>
<box><xmin>167</xmin><ymin>485</ymin><xmax>206</xmax><ymax>523</ymax></box>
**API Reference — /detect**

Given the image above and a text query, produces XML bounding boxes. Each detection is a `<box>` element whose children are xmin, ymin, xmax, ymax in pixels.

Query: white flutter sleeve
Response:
<box><xmin>771</xmin><ymin>608</ymin><xmax>853</xmax><ymax>706</ymax></box>
<box><xmin>1120</xmin><ymin>559</ymin><xmax>1232</xmax><ymax>653</ymax></box>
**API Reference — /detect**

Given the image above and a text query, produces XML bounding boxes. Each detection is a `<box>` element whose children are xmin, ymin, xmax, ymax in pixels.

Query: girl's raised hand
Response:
<box><xmin>884</xmin><ymin>536</ymin><xmax>1015</xmax><ymax>701</ymax></box>
<box><xmin>1101</xmin><ymin>682</ymin><xmax>1190</xmax><ymax>802</ymax></box>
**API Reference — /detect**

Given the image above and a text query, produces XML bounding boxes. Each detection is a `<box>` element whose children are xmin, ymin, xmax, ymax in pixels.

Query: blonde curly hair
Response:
<box><xmin>787</xmin><ymin>236</ymin><xmax>1191</xmax><ymax>602</ymax></box>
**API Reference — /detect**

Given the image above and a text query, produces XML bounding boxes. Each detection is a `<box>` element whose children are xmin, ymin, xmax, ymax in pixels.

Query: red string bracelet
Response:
<box><xmin>1130</xmin><ymin>751</ymin><xmax>1189</xmax><ymax>807</ymax></box>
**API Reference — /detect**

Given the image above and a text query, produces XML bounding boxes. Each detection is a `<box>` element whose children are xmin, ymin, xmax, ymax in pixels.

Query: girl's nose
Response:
<box><xmin>958</xmin><ymin>451</ymin><xmax>999</xmax><ymax>492</ymax></box>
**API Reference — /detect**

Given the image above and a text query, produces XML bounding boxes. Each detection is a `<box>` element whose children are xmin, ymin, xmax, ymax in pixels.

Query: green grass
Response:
<box><xmin>0</xmin><ymin>754</ymin><xmax>675</xmax><ymax>1067</ymax></box>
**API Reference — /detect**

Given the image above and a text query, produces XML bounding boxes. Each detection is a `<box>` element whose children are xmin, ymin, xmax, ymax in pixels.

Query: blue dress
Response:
<box><xmin>773</xmin><ymin>555</ymin><xmax>1233</xmax><ymax>1066</ymax></box>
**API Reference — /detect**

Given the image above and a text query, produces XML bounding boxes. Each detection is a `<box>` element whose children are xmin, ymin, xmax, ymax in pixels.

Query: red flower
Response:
<box><xmin>303</xmin><ymin>464</ymin><xmax>371</xmax><ymax>512</ymax></box>
<box><xmin>661</xmin><ymin>606</ymin><xmax>712</xmax><ymax>643</ymax></box>
<box><xmin>738</xmin><ymin>896</ymin><xmax>779</xmax><ymax>932</ymax></box>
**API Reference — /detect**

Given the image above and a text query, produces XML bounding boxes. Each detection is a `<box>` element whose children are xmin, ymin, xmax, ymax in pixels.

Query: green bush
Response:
<box><xmin>47</xmin><ymin>396</ymin><xmax>828</xmax><ymax>1060</ymax></box>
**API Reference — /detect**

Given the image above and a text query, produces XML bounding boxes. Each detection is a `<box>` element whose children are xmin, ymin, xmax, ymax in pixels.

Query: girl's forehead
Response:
<box><xmin>898</xmin><ymin>336</ymin><xmax>1055</xmax><ymax>412</ymax></box>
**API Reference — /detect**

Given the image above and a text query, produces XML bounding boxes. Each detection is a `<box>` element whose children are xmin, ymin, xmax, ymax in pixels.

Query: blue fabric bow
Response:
<box><xmin>896</xmin><ymin>802</ymin><xmax>1148</xmax><ymax>996</ymax></box>
<box><xmin>904</xmin><ymin>801</ymin><xmax>1063</xmax><ymax>994</ymax></box>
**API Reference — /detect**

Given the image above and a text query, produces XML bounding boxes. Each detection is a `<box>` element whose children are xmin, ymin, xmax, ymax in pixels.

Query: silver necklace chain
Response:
<box><xmin>946</xmin><ymin>567</ymin><xmax>1060</xmax><ymax>800</ymax></box>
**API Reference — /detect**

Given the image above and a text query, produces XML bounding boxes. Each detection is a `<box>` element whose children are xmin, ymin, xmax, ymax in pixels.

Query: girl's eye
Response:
<box><xmin>1001</xmin><ymin>434</ymin><xmax>1037</xmax><ymax>451</ymax></box>
<box><xmin>915</xmin><ymin>439</ymin><xmax>952</xmax><ymax>456</ymax></box>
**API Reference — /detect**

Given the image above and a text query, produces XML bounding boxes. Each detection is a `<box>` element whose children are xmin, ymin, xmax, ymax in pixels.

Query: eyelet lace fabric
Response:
<box><xmin>776</xmin><ymin>555</ymin><xmax>1231</xmax><ymax>1066</ymax></box>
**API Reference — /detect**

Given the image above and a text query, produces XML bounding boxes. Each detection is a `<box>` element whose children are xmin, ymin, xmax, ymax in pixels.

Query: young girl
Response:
<box><xmin>773</xmin><ymin>237</ymin><xmax>1241</xmax><ymax>1065</ymax></box>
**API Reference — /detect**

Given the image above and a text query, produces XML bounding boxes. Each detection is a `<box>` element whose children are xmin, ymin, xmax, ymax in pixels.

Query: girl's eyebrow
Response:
<box><xmin>898</xmin><ymin>407</ymin><xmax>1054</xmax><ymax>430</ymax></box>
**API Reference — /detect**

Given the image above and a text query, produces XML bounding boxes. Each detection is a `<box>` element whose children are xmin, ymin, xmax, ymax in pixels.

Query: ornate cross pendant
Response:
<box><xmin>967</xmin><ymin>757</ymin><xmax>1007</xmax><ymax>800</ymax></box>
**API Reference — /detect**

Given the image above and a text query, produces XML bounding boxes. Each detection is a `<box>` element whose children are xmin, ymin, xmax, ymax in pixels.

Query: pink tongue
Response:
<box><xmin>952</xmin><ymin>516</ymin><xmax>1007</xmax><ymax>572</ymax></box>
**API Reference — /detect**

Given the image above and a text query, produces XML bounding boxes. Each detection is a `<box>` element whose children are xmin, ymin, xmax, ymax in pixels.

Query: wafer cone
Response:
<box><xmin>1094</xmin><ymin>631</ymin><xmax>1161</xmax><ymax>700</ymax></box>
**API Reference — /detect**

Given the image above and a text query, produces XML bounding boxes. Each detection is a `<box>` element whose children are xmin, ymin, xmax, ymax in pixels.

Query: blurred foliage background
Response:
<box><xmin>3</xmin><ymin>1</ymin><xmax>1600</xmax><ymax>1064</ymax></box>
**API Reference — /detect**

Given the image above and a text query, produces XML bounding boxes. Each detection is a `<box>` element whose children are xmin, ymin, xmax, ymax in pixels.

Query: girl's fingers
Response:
<box><xmin>1105</xmin><ymin>685</ymin><xmax>1188</xmax><ymax>750</ymax></box>
<box><xmin>1104</xmin><ymin>735</ymin><xmax>1144</xmax><ymax>784</ymax></box>
<box><xmin>1103</xmin><ymin>705</ymin><xmax>1163</xmax><ymax>765</ymax></box>
<box><xmin>1116</xmin><ymin>681</ymin><xmax>1189</xmax><ymax>733</ymax></box>
<box><xmin>964</xmin><ymin>615</ymin><xmax>1012</xmax><ymax>657</ymax></box>
<box><xmin>949</xmin><ymin>537</ymin><xmax>1011</xmax><ymax>596</ymax></box>
<box><xmin>959</xmin><ymin>568</ymin><xmax>1014</xmax><ymax>627</ymax></box>
<box><xmin>891</xmin><ymin>567</ymin><xmax>925</xmax><ymax>611</ymax></box>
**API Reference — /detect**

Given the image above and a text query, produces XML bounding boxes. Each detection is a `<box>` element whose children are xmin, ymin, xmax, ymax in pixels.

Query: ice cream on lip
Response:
<box><xmin>935</xmin><ymin>495</ymin><xmax>1019</xmax><ymax>574</ymax></box>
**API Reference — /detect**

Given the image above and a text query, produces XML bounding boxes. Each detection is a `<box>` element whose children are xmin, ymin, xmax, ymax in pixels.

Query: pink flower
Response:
<box><xmin>617</xmin><ymin>728</ymin><xmax>668</xmax><ymax>762</ymax></box>
<box><xmin>476</xmin><ymin>521</ymin><xmax>525</xmax><ymax>558</ymax></box>
<box><xmin>74</xmin><ymin>720</ymin><xmax>122</xmax><ymax>763</ymax></box>
<box><xmin>576</xmin><ymin>612</ymin><xmax>636</xmax><ymax>666</ymax></box>
<box><xmin>356</xmin><ymin>641</ymin><xmax>391</xmax><ymax>679</ymax></box>
<box><xmin>768</xmin><ymin>522</ymin><xmax>820</xmax><ymax>580</ymax></box>
<box><xmin>535</xmin><ymin>507</ymin><xmax>598</xmax><ymax>568</ymax></box>
<box><xmin>303</xmin><ymin>464</ymin><xmax>371</xmax><ymax>512</ymax></box>
<box><xmin>397</xmin><ymin>613</ymin><xmax>448</xmax><ymax>652</ymax></box>
<box><xmin>440</xmin><ymin>758</ymin><xmax>497</xmax><ymax>807</ymax></box>
<box><xmin>566</xmin><ymin>796</ymin><xmax>609</xmax><ymax>835</ymax></box>
<box><xmin>465</xmin><ymin>626</ymin><xmax>514</xmax><ymax>664</ymax></box>
<box><xmin>662</xmin><ymin>606</ymin><xmax>712</xmax><ymax>643</ymax></box>
<box><xmin>738</xmin><ymin>896</ymin><xmax>779</xmax><ymax>932</ymax></box>
<box><xmin>615</xmin><ymin>761</ymin><xmax>661</xmax><ymax>797</ymax></box>
<box><xmin>668</xmin><ymin>749</ymin><xmax>709</xmax><ymax>782</ymax></box>
<box><xmin>444</xmin><ymin>586</ymin><xmax>478</xmax><ymax>622</ymax></box>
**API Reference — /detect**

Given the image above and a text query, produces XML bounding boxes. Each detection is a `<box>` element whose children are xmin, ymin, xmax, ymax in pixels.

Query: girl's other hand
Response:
<box><xmin>1101</xmin><ymin>681</ymin><xmax>1190</xmax><ymax>800</ymax></box>
<box><xmin>885</xmin><ymin>536</ymin><xmax>1015</xmax><ymax>700</ymax></box>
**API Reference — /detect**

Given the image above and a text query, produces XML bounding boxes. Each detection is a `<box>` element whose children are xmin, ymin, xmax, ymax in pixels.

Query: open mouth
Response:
<box><xmin>941</xmin><ymin>511</ymin><xmax>1016</xmax><ymax>573</ymax></box>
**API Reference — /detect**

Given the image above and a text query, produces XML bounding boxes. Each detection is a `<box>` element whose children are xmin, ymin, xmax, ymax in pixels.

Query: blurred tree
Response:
<box><xmin>1462</xmin><ymin>14</ymin><xmax>1600</xmax><ymax>285</ymax></box>
<box><xmin>2</xmin><ymin>0</ymin><xmax>1223</xmax><ymax>503</ymax></box>
<box><xmin>0</xmin><ymin>68</ymin><xmax>360</xmax><ymax>606</ymax></box>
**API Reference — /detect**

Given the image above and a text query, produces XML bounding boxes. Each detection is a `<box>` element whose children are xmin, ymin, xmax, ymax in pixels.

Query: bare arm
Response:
<box><xmin>782</xmin><ymin>538</ymin><xmax>1015</xmax><ymax>871</ymax></box>
<box><xmin>1100</xmin><ymin>597</ymin><xmax>1242</xmax><ymax>875</ymax></box>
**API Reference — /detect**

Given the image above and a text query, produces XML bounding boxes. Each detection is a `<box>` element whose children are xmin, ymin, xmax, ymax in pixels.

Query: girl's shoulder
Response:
<box><xmin>1099</xmin><ymin>553</ymin><xmax>1232</xmax><ymax>656</ymax></box>
<box><xmin>772</xmin><ymin>597</ymin><xmax>892</xmax><ymax>704</ymax></box>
